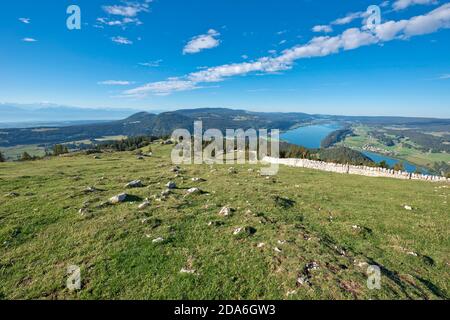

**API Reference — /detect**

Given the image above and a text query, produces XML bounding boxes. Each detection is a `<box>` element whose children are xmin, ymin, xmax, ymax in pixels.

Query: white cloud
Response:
<box><xmin>332</xmin><ymin>12</ymin><xmax>365</xmax><ymax>25</ymax></box>
<box><xmin>98</xmin><ymin>80</ymin><xmax>134</xmax><ymax>85</ymax></box>
<box><xmin>139</xmin><ymin>60</ymin><xmax>162</xmax><ymax>67</ymax></box>
<box><xmin>96</xmin><ymin>17</ymin><xmax>142</xmax><ymax>27</ymax></box>
<box><xmin>183</xmin><ymin>29</ymin><xmax>221</xmax><ymax>54</ymax></box>
<box><xmin>22</xmin><ymin>38</ymin><xmax>37</xmax><ymax>42</ymax></box>
<box><xmin>102</xmin><ymin>1</ymin><xmax>152</xmax><ymax>17</ymax></box>
<box><xmin>375</xmin><ymin>3</ymin><xmax>450</xmax><ymax>40</ymax></box>
<box><xmin>393</xmin><ymin>0</ymin><xmax>438</xmax><ymax>11</ymax></box>
<box><xmin>438</xmin><ymin>73</ymin><xmax>450</xmax><ymax>79</ymax></box>
<box><xmin>124</xmin><ymin>3</ymin><xmax>450</xmax><ymax>96</ymax></box>
<box><xmin>111</xmin><ymin>36</ymin><xmax>133</xmax><ymax>45</ymax></box>
<box><xmin>124</xmin><ymin>79</ymin><xmax>199</xmax><ymax>96</ymax></box>
<box><xmin>19</xmin><ymin>18</ymin><xmax>31</xmax><ymax>24</ymax></box>
<box><xmin>312</xmin><ymin>25</ymin><xmax>333</xmax><ymax>33</ymax></box>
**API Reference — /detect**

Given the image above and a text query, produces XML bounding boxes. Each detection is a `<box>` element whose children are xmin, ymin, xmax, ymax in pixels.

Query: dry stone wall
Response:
<box><xmin>263</xmin><ymin>157</ymin><xmax>449</xmax><ymax>183</ymax></box>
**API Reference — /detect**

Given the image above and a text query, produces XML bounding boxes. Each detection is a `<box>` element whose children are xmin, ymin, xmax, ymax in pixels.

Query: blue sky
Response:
<box><xmin>0</xmin><ymin>0</ymin><xmax>449</xmax><ymax>117</ymax></box>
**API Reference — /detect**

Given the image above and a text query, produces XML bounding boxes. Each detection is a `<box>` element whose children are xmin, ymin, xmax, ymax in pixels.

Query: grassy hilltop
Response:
<box><xmin>0</xmin><ymin>143</ymin><xmax>449</xmax><ymax>300</ymax></box>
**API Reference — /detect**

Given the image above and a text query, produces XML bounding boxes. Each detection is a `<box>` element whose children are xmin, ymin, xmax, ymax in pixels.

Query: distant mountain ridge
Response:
<box><xmin>0</xmin><ymin>103</ymin><xmax>145</xmax><ymax>122</ymax></box>
<box><xmin>0</xmin><ymin>107</ymin><xmax>449</xmax><ymax>147</ymax></box>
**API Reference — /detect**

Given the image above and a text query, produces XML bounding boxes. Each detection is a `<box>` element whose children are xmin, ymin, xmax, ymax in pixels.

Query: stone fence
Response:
<box><xmin>263</xmin><ymin>157</ymin><xmax>449</xmax><ymax>183</ymax></box>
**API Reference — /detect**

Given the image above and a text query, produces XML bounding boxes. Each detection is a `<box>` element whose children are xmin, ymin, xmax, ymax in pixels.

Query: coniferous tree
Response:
<box><xmin>0</xmin><ymin>151</ymin><xmax>5</xmax><ymax>162</ymax></box>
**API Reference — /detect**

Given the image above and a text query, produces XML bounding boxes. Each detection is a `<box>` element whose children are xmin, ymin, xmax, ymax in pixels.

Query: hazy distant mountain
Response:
<box><xmin>0</xmin><ymin>103</ymin><xmax>145</xmax><ymax>123</ymax></box>
<box><xmin>0</xmin><ymin>108</ymin><xmax>312</xmax><ymax>147</ymax></box>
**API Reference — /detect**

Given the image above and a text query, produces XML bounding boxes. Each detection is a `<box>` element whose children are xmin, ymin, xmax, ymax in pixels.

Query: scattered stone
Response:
<box><xmin>171</xmin><ymin>166</ymin><xmax>181</xmax><ymax>173</ymax></box>
<box><xmin>180</xmin><ymin>268</ymin><xmax>196</xmax><ymax>274</ymax></box>
<box><xmin>257</xmin><ymin>242</ymin><xmax>265</xmax><ymax>248</ymax></box>
<box><xmin>125</xmin><ymin>180</ymin><xmax>143</xmax><ymax>188</ymax></box>
<box><xmin>84</xmin><ymin>186</ymin><xmax>98</xmax><ymax>193</ymax></box>
<box><xmin>296</xmin><ymin>275</ymin><xmax>310</xmax><ymax>286</ymax></box>
<box><xmin>352</xmin><ymin>225</ymin><xmax>361</xmax><ymax>230</ymax></box>
<box><xmin>306</xmin><ymin>261</ymin><xmax>320</xmax><ymax>271</ymax></box>
<box><xmin>277</xmin><ymin>240</ymin><xmax>287</xmax><ymax>245</ymax></box>
<box><xmin>108</xmin><ymin>193</ymin><xmax>128</xmax><ymax>204</ymax></box>
<box><xmin>228</xmin><ymin>167</ymin><xmax>237</xmax><ymax>174</ymax></box>
<box><xmin>274</xmin><ymin>247</ymin><xmax>282</xmax><ymax>253</ymax></box>
<box><xmin>78</xmin><ymin>208</ymin><xmax>90</xmax><ymax>216</ymax></box>
<box><xmin>185</xmin><ymin>188</ymin><xmax>201</xmax><ymax>197</ymax></box>
<box><xmin>404</xmin><ymin>205</ymin><xmax>413</xmax><ymax>211</ymax></box>
<box><xmin>407</xmin><ymin>251</ymin><xmax>418</xmax><ymax>257</ymax></box>
<box><xmin>93</xmin><ymin>156</ymin><xmax>100</xmax><ymax>159</ymax></box>
<box><xmin>191</xmin><ymin>177</ymin><xmax>206</xmax><ymax>182</ymax></box>
<box><xmin>138</xmin><ymin>199</ymin><xmax>150</xmax><ymax>210</ymax></box>
<box><xmin>161</xmin><ymin>189</ymin><xmax>171</xmax><ymax>197</ymax></box>
<box><xmin>166</xmin><ymin>181</ymin><xmax>177</xmax><ymax>189</ymax></box>
<box><xmin>233</xmin><ymin>226</ymin><xmax>257</xmax><ymax>237</ymax></box>
<box><xmin>219</xmin><ymin>206</ymin><xmax>234</xmax><ymax>216</ymax></box>
<box><xmin>207</xmin><ymin>221</ymin><xmax>224</xmax><ymax>227</ymax></box>
<box><xmin>5</xmin><ymin>192</ymin><xmax>20</xmax><ymax>197</ymax></box>
<box><xmin>136</xmin><ymin>156</ymin><xmax>145</xmax><ymax>160</ymax></box>
<box><xmin>152</xmin><ymin>237</ymin><xmax>164</xmax><ymax>243</ymax></box>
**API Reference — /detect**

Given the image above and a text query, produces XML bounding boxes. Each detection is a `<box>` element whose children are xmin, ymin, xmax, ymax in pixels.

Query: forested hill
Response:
<box><xmin>0</xmin><ymin>109</ymin><xmax>312</xmax><ymax>147</ymax></box>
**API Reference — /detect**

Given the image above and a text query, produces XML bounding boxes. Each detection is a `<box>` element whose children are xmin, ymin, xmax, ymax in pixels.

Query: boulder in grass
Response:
<box><xmin>166</xmin><ymin>181</ymin><xmax>177</xmax><ymax>189</ymax></box>
<box><xmin>219</xmin><ymin>206</ymin><xmax>234</xmax><ymax>217</ymax></box>
<box><xmin>152</xmin><ymin>237</ymin><xmax>164</xmax><ymax>244</ymax></box>
<box><xmin>125</xmin><ymin>180</ymin><xmax>143</xmax><ymax>188</ymax></box>
<box><xmin>108</xmin><ymin>193</ymin><xmax>128</xmax><ymax>204</ymax></box>
<box><xmin>138</xmin><ymin>199</ymin><xmax>150</xmax><ymax>210</ymax></box>
<box><xmin>233</xmin><ymin>226</ymin><xmax>256</xmax><ymax>237</ymax></box>
<box><xmin>404</xmin><ymin>205</ymin><xmax>413</xmax><ymax>211</ymax></box>
<box><xmin>184</xmin><ymin>188</ymin><xmax>201</xmax><ymax>197</ymax></box>
<box><xmin>191</xmin><ymin>177</ymin><xmax>206</xmax><ymax>182</ymax></box>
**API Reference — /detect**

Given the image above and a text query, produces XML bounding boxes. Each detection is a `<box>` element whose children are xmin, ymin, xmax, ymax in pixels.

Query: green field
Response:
<box><xmin>0</xmin><ymin>145</ymin><xmax>46</xmax><ymax>161</ymax></box>
<box><xmin>0</xmin><ymin>144</ymin><xmax>449</xmax><ymax>299</ymax></box>
<box><xmin>340</xmin><ymin>126</ymin><xmax>450</xmax><ymax>169</ymax></box>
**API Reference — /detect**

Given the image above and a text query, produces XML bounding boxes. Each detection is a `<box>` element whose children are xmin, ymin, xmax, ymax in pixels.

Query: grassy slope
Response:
<box><xmin>340</xmin><ymin>126</ymin><xmax>450</xmax><ymax>168</ymax></box>
<box><xmin>0</xmin><ymin>144</ymin><xmax>449</xmax><ymax>300</ymax></box>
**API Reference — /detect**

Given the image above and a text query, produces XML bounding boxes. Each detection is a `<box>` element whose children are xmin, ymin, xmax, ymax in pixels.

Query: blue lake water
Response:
<box><xmin>362</xmin><ymin>151</ymin><xmax>425</xmax><ymax>174</ymax></box>
<box><xmin>280</xmin><ymin>123</ymin><xmax>341</xmax><ymax>149</ymax></box>
<box><xmin>281</xmin><ymin>124</ymin><xmax>425</xmax><ymax>174</ymax></box>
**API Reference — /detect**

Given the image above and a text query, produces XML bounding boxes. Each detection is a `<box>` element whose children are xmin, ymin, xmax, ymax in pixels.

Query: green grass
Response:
<box><xmin>0</xmin><ymin>145</ymin><xmax>46</xmax><ymax>161</ymax></box>
<box><xmin>0</xmin><ymin>144</ymin><xmax>449</xmax><ymax>300</ymax></box>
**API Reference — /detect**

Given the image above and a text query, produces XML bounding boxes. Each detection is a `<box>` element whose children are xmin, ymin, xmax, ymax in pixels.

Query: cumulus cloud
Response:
<box><xmin>111</xmin><ymin>36</ymin><xmax>133</xmax><ymax>45</ymax></box>
<box><xmin>22</xmin><ymin>38</ymin><xmax>37</xmax><ymax>42</ymax></box>
<box><xmin>393</xmin><ymin>0</ymin><xmax>438</xmax><ymax>11</ymax></box>
<box><xmin>312</xmin><ymin>25</ymin><xmax>333</xmax><ymax>33</ymax></box>
<box><xmin>124</xmin><ymin>3</ymin><xmax>450</xmax><ymax>97</ymax></box>
<box><xmin>97</xmin><ymin>0</ymin><xmax>151</xmax><ymax>28</ymax></box>
<box><xmin>19</xmin><ymin>18</ymin><xmax>31</xmax><ymax>24</ymax></box>
<box><xmin>438</xmin><ymin>73</ymin><xmax>450</xmax><ymax>79</ymax></box>
<box><xmin>98</xmin><ymin>80</ymin><xmax>133</xmax><ymax>85</ymax></box>
<box><xmin>183</xmin><ymin>29</ymin><xmax>221</xmax><ymax>54</ymax></box>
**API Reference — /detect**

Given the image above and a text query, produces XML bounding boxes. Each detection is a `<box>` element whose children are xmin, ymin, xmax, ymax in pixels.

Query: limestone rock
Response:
<box><xmin>108</xmin><ymin>193</ymin><xmax>128</xmax><ymax>204</ymax></box>
<box><xmin>138</xmin><ymin>199</ymin><xmax>150</xmax><ymax>210</ymax></box>
<box><xmin>219</xmin><ymin>206</ymin><xmax>234</xmax><ymax>216</ymax></box>
<box><xmin>166</xmin><ymin>181</ymin><xmax>177</xmax><ymax>189</ymax></box>
<box><xmin>126</xmin><ymin>180</ymin><xmax>143</xmax><ymax>188</ymax></box>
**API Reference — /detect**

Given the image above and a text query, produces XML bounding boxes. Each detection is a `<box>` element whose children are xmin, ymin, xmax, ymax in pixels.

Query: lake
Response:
<box><xmin>281</xmin><ymin>124</ymin><xmax>424</xmax><ymax>174</ymax></box>
<box><xmin>280</xmin><ymin>123</ymin><xmax>341</xmax><ymax>149</ymax></box>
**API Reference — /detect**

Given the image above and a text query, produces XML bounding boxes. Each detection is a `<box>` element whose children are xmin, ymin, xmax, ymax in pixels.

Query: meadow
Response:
<box><xmin>0</xmin><ymin>143</ymin><xmax>448</xmax><ymax>299</ymax></box>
